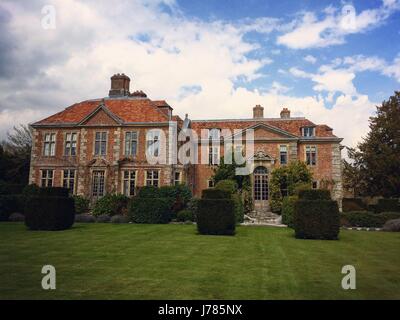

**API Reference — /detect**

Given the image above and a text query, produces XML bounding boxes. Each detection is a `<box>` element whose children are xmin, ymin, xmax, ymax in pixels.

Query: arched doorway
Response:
<box><xmin>253</xmin><ymin>166</ymin><xmax>269</xmax><ymax>210</ymax></box>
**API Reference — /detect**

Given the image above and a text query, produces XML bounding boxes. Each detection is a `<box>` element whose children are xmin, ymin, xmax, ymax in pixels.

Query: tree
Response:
<box><xmin>344</xmin><ymin>92</ymin><xmax>400</xmax><ymax>197</ymax></box>
<box><xmin>0</xmin><ymin>124</ymin><xmax>32</xmax><ymax>184</ymax></box>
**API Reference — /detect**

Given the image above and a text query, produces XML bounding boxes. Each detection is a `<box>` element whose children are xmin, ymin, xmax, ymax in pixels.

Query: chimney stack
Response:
<box><xmin>109</xmin><ymin>73</ymin><xmax>130</xmax><ymax>97</ymax></box>
<box><xmin>280</xmin><ymin>107</ymin><xmax>290</xmax><ymax>119</ymax></box>
<box><xmin>253</xmin><ymin>105</ymin><xmax>264</xmax><ymax>118</ymax></box>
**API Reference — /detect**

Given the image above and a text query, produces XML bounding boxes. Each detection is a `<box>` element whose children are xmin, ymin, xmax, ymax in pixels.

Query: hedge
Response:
<box><xmin>73</xmin><ymin>195</ymin><xmax>90</xmax><ymax>214</ymax></box>
<box><xmin>294</xmin><ymin>199</ymin><xmax>340</xmax><ymax>240</ymax></box>
<box><xmin>0</xmin><ymin>182</ymin><xmax>25</xmax><ymax>195</ymax></box>
<box><xmin>341</xmin><ymin>211</ymin><xmax>400</xmax><ymax>228</ymax></box>
<box><xmin>92</xmin><ymin>194</ymin><xmax>128</xmax><ymax>216</ymax></box>
<box><xmin>177</xmin><ymin>209</ymin><xmax>194</xmax><ymax>222</ymax></box>
<box><xmin>215</xmin><ymin>180</ymin><xmax>238</xmax><ymax>194</ymax></box>
<box><xmin>201</xmin><ymin>188</ymin><xmax>230</xmax><ymax>200</ymax></box>
<box><xmin>281</xmin><ymin>196</ymin><xmax>297</xmax><ymax>228</ymax></box>
<box><xmin>298</xmin><ymin>189</ymin><xmax>331</xmax><ymax>200</ymax></box>
<box><xmin>342</xmin><ymin>198</ymin><xmax>366</xmax><ymax>212</ymax></box>
<box><xmin>0</xmin><ymin>195</ymin><xmax>24</xmax><ymax>221</ymax></box>
<box><xmin>197</xmin><ymin>198</ymin><xmax>235</xmax><ymax>235</ymax></box>
<box><xmin>128</xmin><ymin>197</ymin><xmax>174</xmax><ymax>224</ymax></box>
<box><xmin>24</xmin><ymin>196</ymin><xmax>75</xmax><ymax>231</ymax></box>
<box><xmin>376</xmin><ymin>199</ymin><xmax>399</xmax><ymax>213</ymax></box>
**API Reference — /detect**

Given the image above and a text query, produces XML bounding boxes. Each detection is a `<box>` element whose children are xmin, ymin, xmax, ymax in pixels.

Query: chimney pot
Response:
<box><xmin>253</xmin><ymin>104</ymin><xmax>264</xmax><ymax>118</ymax></box>
<box><xmin>109</xmin><ymin>73</ymin><xmax>131</xmax><ymax>97</ymax></box>
<box><xmin>280</xmin><ymin>107</ymin><xmax>291</xmax><ymax>119</ymax></box>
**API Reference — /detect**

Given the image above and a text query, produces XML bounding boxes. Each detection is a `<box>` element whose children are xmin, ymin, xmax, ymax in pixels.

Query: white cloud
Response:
<box><xmin>304</xmin><ymin>55</ymin><xmax>317</xmax><ymax>64</ymax></box>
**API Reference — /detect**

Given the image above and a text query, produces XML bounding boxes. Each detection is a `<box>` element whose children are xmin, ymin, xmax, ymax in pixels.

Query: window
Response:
<box><xmin>306</xmin><ymin>145</ymin><xmax>317</xmax><ymax>166</ymax></box>
<box><xmin>280</xmin><ymin>145</ymin><xmax>288</xmax><ymax>165</ymax></box>
<box><xmin>302</xmin><ymin>127</ymin><xmax>315</xmax><ymax>137</ymax></box>
<box><xmin>94</xmin><ymin>132</ymin><xmax>107</xmax><ymax>156</ymax></box>
<box><xmin>208</xmin><ymin>128</ymin><xmax>221</xmax><ymax>140</ymax></box>
<box><xmin>123</xmin><ymin>170</ymin><xmax>136</xmax><ymax>196</ymax></box>
<box><xmin>62</xmin><ymin>169</ymin><xmax>76</xmax><ymax>193</ymax></box>
<box><xmin>92</xmin><ymin>170</ymin><xmax>105</xmax><ymax>197</ymax></box>
<box><xmin>43</xmin><ymin>133</ymin><xmax>56</xmax><ymax>156</ymax></box>
<box><xmin>312</xmin><ymin>181</ymin><xmax>318</xmax><ymax>189</ymax></box>
<box><xmin>174</xmin><ymin>172</ymin><xmax>181</xmax><ymax>186</ymax></box>
<box><xmin>207</xmin><ymin>180</ymin><xmax>215</xmax><ymax>188</ymax></box>
<box><xmin>146</xmin><ymin>130</ymin><xmax>160</xmax><ymax>157</ymax></box>
<box><xmin>125</xmin><ymin>131</ymin><xmax>138</xmax><ymax>156</ymax></box>
<box><xmin>209</xmin><ymin>146</ymin><xmax>220</xmax><ymax>165</ymax></box>
<box><xmin>64</xmin><ymin>133</ymin><xmax>77</xmax><ymax>156</ymax></box>
<box><xmin>41</xmin><ymin>169</ymin><xmax>53</xmax><ymax>187</ymax></box>
<box><xmin>146</xmin><ymin>170</ymin><xmax>159</xmax><ymax>187</ymax></box>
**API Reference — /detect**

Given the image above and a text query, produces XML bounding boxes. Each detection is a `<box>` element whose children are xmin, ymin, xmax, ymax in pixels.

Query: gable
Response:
<box><xmin>253</xmin><ymin>125</ymin><xmax>290</xmax><ymax>139</ymax></box>
<box><xmin>81</xmin><ymin>108</ymin><xmax>120</xmax><ymax>126</ymax></box>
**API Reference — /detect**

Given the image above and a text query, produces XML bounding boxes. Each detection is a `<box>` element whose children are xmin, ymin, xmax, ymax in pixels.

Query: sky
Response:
<box><xmin>0</xmin><ymin>0</ymin><xmax>399</xmax><ymax>149</ymax></box>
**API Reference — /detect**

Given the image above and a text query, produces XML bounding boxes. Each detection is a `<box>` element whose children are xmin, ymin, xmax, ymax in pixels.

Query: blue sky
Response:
<box><xmin>0</xmin><ymin>0</ymin><xmax>399</xmax><ymax>147</ymax></box>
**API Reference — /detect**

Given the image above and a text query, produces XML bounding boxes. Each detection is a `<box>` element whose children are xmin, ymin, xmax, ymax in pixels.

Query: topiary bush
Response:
<box><xmin>73</xmin><ymin>195</ymin><xmax>90</xmax><ymax>214</ymax></box>
<box><xmin>75</xmin><ymin>214</ymin><xmax>96</xmax><ymax>223</ymax></box>
<box><xmin>177</xmin><ymin>209</ymin><xmax>194</xmax><ymax>222</ymax></box>
<box><xmin>215</xmin><ymin>180</ymin><xmax>238</xmax><ymax>194</ymax></box>
<box><xmin>96</xmin><ymin>214</ymin><xmax>110</xmax><ymax>223</ymax></box>
<box><xmin>24</xmin><ymin>196</ymin><xmax>75</xmax><ymax>230</ymax></box>
<box><xmin>294</xmin><ymin>199</ymin><xmax>340</xmax><ymax>240</ymax></box>
<box><xmin>215</xmin><ymin>180</ymin><xmax>243</xmax><ymax>223</ymax></box>
<box><xmin>9</xmin><ymin>212</ymin><xmax>25</xmax><ymax>222</ymax></box>
<box><xmin>110</xmin><ymin>214</ymin><xmax>130</xmax><ymax>224</ymax></box>
<box><xmin>128</xmin><ymin>197</ymin><xmax>173</xmax><ymax>224</ymax></box>
<box><xmin>340</xmin><ymin>211</ymin><xmax>400</xmax><ymax>228</ymax></box>
<box><xmin>342</xmin><ymin>198</ymin><xmax>366</xmax><ymax>212</ymax></box>
<box><xmin>201</xmin><ymin>188</ymin><xmax>230</xmax><ymax>199</ymax></box>
<box><xmin>376</xmin><ymin>199</ymin><xmax>399</xmax><ymax>213</ymax></box>
<box><xmin>281</xmin><ymin>196</ymin><xmax>297</xmax><ymax>228</ymax></box>
<box><xmin>298</xmin><ymin>189</ymin><xmax>331</xmax><ymax>200</ymax></box>
<box><xmin>92</xmin><ymin>194</ymin><xmax>128</xmax><ymax>217</ymax></box>
<box><xmin>197</xmin><ymin>198</ymin><xmax>235</xmax><ymax>235</ymax></box>
<box><xmin>40</xmin><ymin>187</ymin><xmax>70</xmax><ymax>197</ymax></box>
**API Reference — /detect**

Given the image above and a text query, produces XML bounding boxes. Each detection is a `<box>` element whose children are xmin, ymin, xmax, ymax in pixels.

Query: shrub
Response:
<box><xmin>215</xmin><ymin>180</ymin><xmax>238</xmax><ymax>194</ymax></box>
<box><xmin>137</xmin><ymin>185</ymin><xmax>161</xmax><ymax>198</ymax></box>
<box><xmin>40</xmin><ymin>187</ymin><xmax>70</xmax><ymax>197</ymax></box>
<box><xmin>0</xmin><ymin>195</ymin><xmax>24</xmax><ymax>221</ymax></box>
<box><xmin>73</xmin><ymin>195</ymin><xmax>90</xmax><ymax>214</ymax></box>
<box><xmin>0</xmin><ymin>182</ymin><xmax>25</xmax><ymax>195</ymax></box>
<box><xmin>128</xmin><ymin>197</ymin><xmax>173</xmax><ymax>224</ymax></box>
<box><xmin>367</xmin><ymin>204</ymin><xmax>378</xmax><ymax>213</ymax></box>
<box><xmin>22</xmin><ymin>184</ymin><xmax>41</xmax><ymax>198</ymax></box>
<box><xmin>340</xmin><ymin>211</ymin><xmax>400</xmax><ymax>228</ymax></box>
<box><xmin>201</xmin><ymin>188</ymin><xmax>230</xmax><ymax>199</ymax></box>
<box><xmin>92</xmin><ymin>194</ymin><xmax>128</xmax><ymax>217</ymax></box>
<box><xmin>376</xmin><ymin>199</ymin><xmax>399</xmax><ymax>213</ymax></box>
<box><xmin>177</xmin><ymin>209</ymin><xmax>193</xmax><ymax>222</ymax></box>
<box><xmin>9</xmin><ymin>212</ymin><xmax>24</xmax><ymax>222</ymax></box>
<box><xmin>159</xmin><ymin>184</ymin><xmax>192</xmax><ymax>214</ymax></box>
<box><xmin>96</xmin><ymin>214</ymin><xmax>110</xmax><ymax>223</ymax></box>
<box><xmin>281</xmin><ymin>196</ymin><xmax>297</xmax><ymax>228</ymax></box>
<box><xmin>24</xmin><ymin>196</ymin><xmax>75</xmax><ymax>231</ymax></box>
<box><xmin>75</xmin><ymin>214</ymin><xmax>96</xmax><ymax>223</ymax></box>
<box><xmin>294</xmin><ymin>200</ymin><xmax>340</xmax><ymax>240</ymax></box>
<box><xmin>382</xmin><ymin>219</ymin><xmax>400</xmax><ymax>232</ymax></box>
<box><xmin>187</xmin><ymin>197</ymin><xmax>199</xmax><ymax>220</ymax></box>
<box><xmin>298</xmin><ymin>189</ymin><xmax>331</xmax><ymax>200</ymax></box>
<box><xmin>110</xmin><ymin>215</ymin><xmax>130</xmax><ymax>224</ymax></box>
<box><xmin>232</xmin><ymin>193</ymin><xmax>244</xmax><ymax>223</ymax></box>
<box><xmin>197</xmin><ymin>198</ymin><xmax>235</xmax><ymax>235</ymax></box>
<box><xmin>342</xmin><ymin>198</ymin><xmax>366</xmax><ymax>212</ymax></box>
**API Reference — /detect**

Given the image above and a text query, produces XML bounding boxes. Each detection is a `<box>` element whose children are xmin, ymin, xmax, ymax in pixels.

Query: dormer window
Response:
<box><xmin>302</xmin><ymin>127</ymin><xmax>315</xmax><ymax>137</ymax></box>
<box><xmin>208</xmin><ymin>128</ymin><xmax>221</xmax><ymax>140</ymax></box>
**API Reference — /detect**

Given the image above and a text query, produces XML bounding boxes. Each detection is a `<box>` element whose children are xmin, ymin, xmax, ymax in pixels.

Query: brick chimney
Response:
<box><xmin>109</xmin><ymin>73</ymin><xmax>130</xmax><ymax>97</ymax></box>
<box><xmin>280</xmin><ymin>107</ymin><xmax>290</xmax><ymax>119</ymax></box>
<box><xmin>253</xmin><ymin>105</ymin><xmax>264</xmax><ymax>118</ymax></box>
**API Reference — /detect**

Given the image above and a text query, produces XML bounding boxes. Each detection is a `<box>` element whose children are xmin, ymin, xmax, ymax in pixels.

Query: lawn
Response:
<box><xmin>0</xmin><ymin>222</ymin><xmax>399</xmax><ymax>300</ymax></box>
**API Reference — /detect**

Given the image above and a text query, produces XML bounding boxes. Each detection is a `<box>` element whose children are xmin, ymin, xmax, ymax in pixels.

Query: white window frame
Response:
<box><xmin>62</xmin><ymin>169</ymin><xmax>76</xmax><ymax>194</ymax></box>
<box><xmin>146</xmin><ymin>130</ymin><xmax>161</xmax><ymax>157</ymax></box>
<box><xmin>279</xmin><ymin>145</ymin><xmax>288</xmax><ymax>165</ymax></box>
<box><xmin>305</xmin><ymin>145</ymin><xmax>317</xmax><ymax>166</ymax></box>
<box><xmin>92</xmin><ymin>170</ymin><xmax>106</xmax><ymax>197</ymax></box>
<box><xmin>124</xmin><ymin>131</ymin><xmax>138</xmax><ymax>156</ymax></box>
<box><xmin>64</xmin><ymin>132</ymin><xmax>77</xmax><ymax>156</ymax></box>
<box><xmin>145</xmin><ymin>170</ymin><xmax>160</xmax><ymax>187</ymax></box>
<box><xmin>122</xmin><ymin>170</ymin><xmax>137</xmax><ymax>196</ymax></box>
<box><xmin>41</xmin><ymin>169</ymin><xmax>54</xmax><ymax>187</ymax></box>
<box><xmin>208</xmin><ymin>146</ymin><xmax>220</xmax><ymax>165</ymax></box>
<box><xmin>174</xmin><ymin>171</ymin><xmax>181</xmax><ymax>186</ymax></box>
<box><xmin>43</xmin><ymin>133</ymin><xmax>56</xmax><ymax>156</ymax></box>
<box><xmin>302</xmin><ymin>127</ymin><xmax>315</xmax><ymax>137</ymax></box>
<box><xmin>94</xmin><ymin>131</ymin><xmax>107</xmax><ymax>156</ymax></box>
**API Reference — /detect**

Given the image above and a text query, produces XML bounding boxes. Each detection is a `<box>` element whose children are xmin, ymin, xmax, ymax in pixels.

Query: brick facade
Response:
<box><xmin>29</xmin><ymin>74</ymin><xmax>343</xmax><ymax>207</ymax></box>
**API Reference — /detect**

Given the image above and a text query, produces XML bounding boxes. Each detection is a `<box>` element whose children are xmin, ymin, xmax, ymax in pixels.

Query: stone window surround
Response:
<box><xmin>40</xmin><ymin>168</ymin><xmax>54</xmax><ymax>187</ymax></box>
<box><xmin>124</xmin><ymin>130</ymin><xmax>139</xmax><ymax>157</ymax></box>
<box><xmin>93</xmin><ymin>131</ymin><xmax>108</xmax><ymax>156</ymax></box>
<box><xmin>122</xmin><ymin>169</ymin><xmax>137</xmax><ymax>196</ymax></box>
<box><xmin>145</xmin><ymin>169</ymin><xmax>160</xmax><ymax>187</ymax></box>
<box><xmin>64</xmin><ymin>132</ymin><xmax>78</xmax><ymax>156</ymax></box>
<box><xmin>62</xmin><ymin>169</ymin><xmax>76</xmax><ymax>194</ymax></box>
<box><xmin>43</xmin><ymin>132</ymin><xmax>56</xmax><ymax>157</ymax></box>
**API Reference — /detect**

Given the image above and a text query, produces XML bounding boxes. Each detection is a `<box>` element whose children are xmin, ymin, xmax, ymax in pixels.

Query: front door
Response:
<box><xmin>253</xmin><ymin>166</ymin><xmax>269</xmax><ymax>210</ymax></box>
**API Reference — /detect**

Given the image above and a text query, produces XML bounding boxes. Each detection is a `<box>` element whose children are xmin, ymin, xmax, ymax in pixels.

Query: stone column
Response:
<box><xmin>331</xmin><ymin>143</ymin><xmax>343</xmax><ymax>211</ymax></box>
<box><xmin>77</xmin><ymin>128</ymin><xmax>87</xmax><ymax>196</ymax></box>
<box><xmin>29</xmin><ymin>128</ymin><xmax>39</xmax><ymax>185</ymax></box>
<box><xmin>289</xmin><ymin>142</ymin><xmax>298</xmax><ymax>162</ymax></box>
<box><xmin>113</xmin><ymin>128</ymin><xmax>121</xmax><ymax>192</ymax></box>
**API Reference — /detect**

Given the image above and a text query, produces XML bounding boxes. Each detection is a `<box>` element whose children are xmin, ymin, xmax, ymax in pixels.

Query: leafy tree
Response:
<box><xmin>344</xmin><ymin>92</ymin><xmax>400</xmax><ymax>197</ymax></box>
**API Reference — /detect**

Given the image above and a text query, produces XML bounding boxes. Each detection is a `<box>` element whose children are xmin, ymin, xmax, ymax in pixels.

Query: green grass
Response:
<box><xmin>1</xmin><ymin>222</ymin><xmax>399</xmax><ymax>300</ymax></box>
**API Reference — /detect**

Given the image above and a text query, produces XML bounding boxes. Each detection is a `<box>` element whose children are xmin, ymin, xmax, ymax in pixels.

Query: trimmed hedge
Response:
<box><xmin>0</xmin><ymin>195</ymin><xmax>24</xmax><ymax>221</ymax></box>
<box><xmin>0</xmin><ymin>182</ymin><xmax>25</xmax><ymax>195</ymax></box>
<box><xmin>342</xmin><ymin>198</ymin><xmax>366</xmax><ymax>212</ymax></box>
<box><xmin>177</xmin><ymin>209</ymin><xmax>194</xmax><ymax>222</ymax></box>
<box><xmin>201</xmin><ymin>188</ymin><xmax>230</xmax><ymax>200</ymax></box>
<box><xmin>298</xmin><ymin>189</ymin><xmax>331</xmax><ymax>200</ymax></box>
<box><xmin>294</xmin><ymin>199</ymin><xmax>340</xmax><ymax>240</ymax></box>
<box><xmin>92</xmin><ymin>194</ymin><xmax>128</xmax><ymax>217</ymax></box>
<box><xmin>215</xmin><ymin>180</ymin><xmax>238</xmax><ymax>194</ymax></box>
<box><xmin>128</xmin><ymin>197</ymin><xmax>173</xmax><ymax>224</ymax></box>
<box><xmin>197</xmin><ymin>198</ymin><xmax>235</xmax><ymax>235</ymax></box>
<box><xmin>376</xmin><ymin>199</ymin><xmax>399</xmax><ymax>213</ymax></box>
<box><xmin>24</xmin><ymin>196</ymin><xmax>75</xmax><ymax>231</ymax></box>
<box><xmin>215</xmin><ymin>180</ymin><xmax>244</xmax><ymax>224</ymax></box>
<box><xmin>281</xmin><ymin>196</ymin><xmax>297</xmax><ymax>228</ymax></box>
<box><xmin>40</xmin><ymin>187</ymin><xmax>70</xmax><ymax>197</ymax></box>
<box><xmin>232</xmin><ymin>193</ymin><xmax>244</xmax><ymax>223</ymax></box>
<box><xmin>341</xmin><ymin>211</ymin><xmax>400</xmax><ymax>228</ymax></box>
